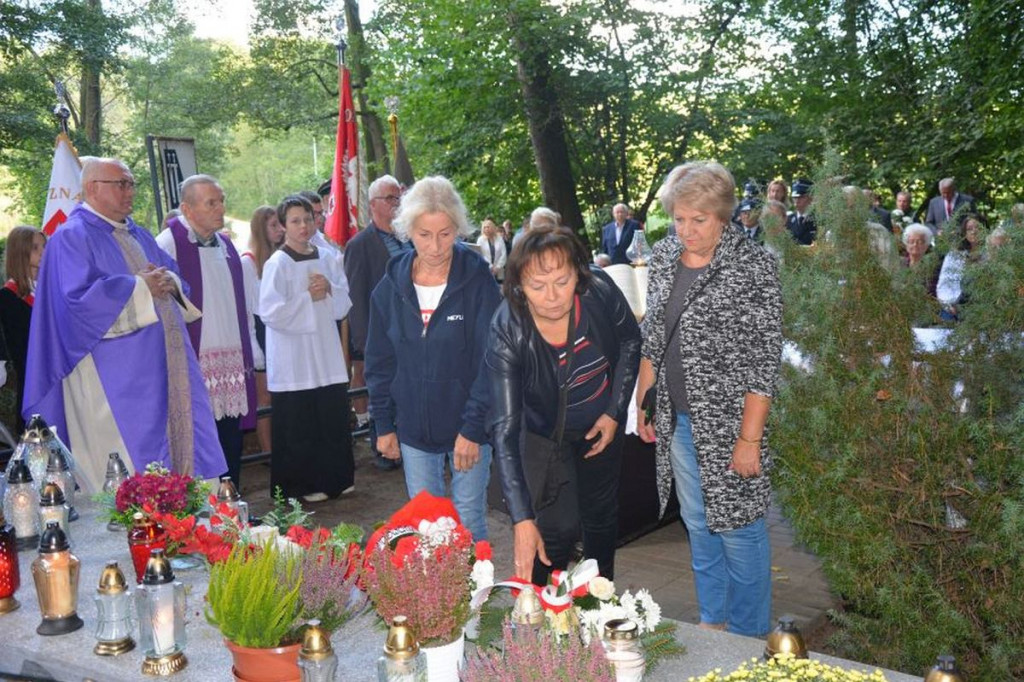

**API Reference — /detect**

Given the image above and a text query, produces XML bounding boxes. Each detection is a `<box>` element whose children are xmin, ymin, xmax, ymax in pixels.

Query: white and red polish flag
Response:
<box><xmin>324</xmin><ymin>66</ymin><xmax>359</xmax><ymax>247</ymax></box>
<box><xmin>42</xmin><ymin>133</ymin><xmax>83</xmax><ymax>236</ymax></box>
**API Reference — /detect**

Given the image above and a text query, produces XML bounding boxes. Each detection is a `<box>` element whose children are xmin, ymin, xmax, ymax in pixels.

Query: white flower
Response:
<box><xmin>620</xmin><ymin>591</ymin><xmax>638</xmax><ymax>619</ymax></box>
<box><xmin>274</xmin><ymin>535</ymin><xmax>304</xmax><ymax>558</ymax></box>
<box><xmin>417</xmin><ymin>516</ymin><xmax>457</xmax><ymax>545</ymax></box>
<box><xmin>470</xmin><ymin>559</ymin><xmax>494</xmax><ymax>592</ymax></box>
<box><xmin>245</xmin><ymin>524</ymin><xmax>279</xmax><ymax>546</ymax></box>
<box><xmin>595</xmin><ymin>602</ymin><xmax>628</xmax><ymax>634</ymax></box>
<box><xmin>588</xmin><ymin>576</ymin><xmax>616</xmax><ymax>601</ymax></box>
<box><xmin>634</xmin><ymin>589</ymin><xmax>662</xmax><ymax>632</ymax></box>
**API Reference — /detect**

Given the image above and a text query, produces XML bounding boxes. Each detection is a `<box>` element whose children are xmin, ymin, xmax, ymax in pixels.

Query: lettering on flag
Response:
<box><xmin>42</xmin><ymin>134</ymin><xmax>82</xmax><ymax>235</ymax></box>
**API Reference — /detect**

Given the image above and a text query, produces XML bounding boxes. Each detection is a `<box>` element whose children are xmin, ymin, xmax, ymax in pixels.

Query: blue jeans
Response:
<box><xmin>399</xmin><ymin>442</ymin><xmax>493</xmax><ymax>541</ymax></box>
<box><xmin>670</xmin><ymin>412</ymin><xmax>771</xmax><ymax>636</ymax></box>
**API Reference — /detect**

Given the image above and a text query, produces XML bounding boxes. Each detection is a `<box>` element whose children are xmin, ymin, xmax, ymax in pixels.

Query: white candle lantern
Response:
<box><xmin>136</xmin><ymin>549</ymin><xmax>188</xmax><ymax>676</ymax></box>
<box><xmin>3</xmin><ymin>460</ymin><xmax>40</xmax><ymax>548</ymax></box>
<box><xmin>93</xmin><ymin>560</ymin><xmax>135</xmax><ymax>656</ymax></box>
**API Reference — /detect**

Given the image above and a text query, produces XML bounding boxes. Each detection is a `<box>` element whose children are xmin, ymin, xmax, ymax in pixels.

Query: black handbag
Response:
<box><xmin>643</xmin><ymin>265</ymin><xmax>721</xmax><ymax>425</ymax></box>
<box><xmin>521</xmin><ymin>302</ymin><xmax>576</xmax><ymax>512</ymax></box>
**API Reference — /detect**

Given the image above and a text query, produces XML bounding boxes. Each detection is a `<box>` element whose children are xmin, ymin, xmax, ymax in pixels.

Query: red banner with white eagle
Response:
<box><xmin>324</xmin><ymin>66</ymin><xmax>359</xmax><ymax>247</ymax></box>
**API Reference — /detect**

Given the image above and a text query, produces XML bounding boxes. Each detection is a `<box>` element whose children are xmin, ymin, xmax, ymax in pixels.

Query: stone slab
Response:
<box><xmin>0</xmin><ymin>499</ymin><xmax>919</xmax><ymax>682</ymax></box>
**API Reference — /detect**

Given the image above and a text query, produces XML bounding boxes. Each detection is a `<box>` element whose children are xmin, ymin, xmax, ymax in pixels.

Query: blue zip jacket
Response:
<box><xmin>365</xmin><ymin>242</ymin><xmax>502</xmax><ymax>453</ymax></box>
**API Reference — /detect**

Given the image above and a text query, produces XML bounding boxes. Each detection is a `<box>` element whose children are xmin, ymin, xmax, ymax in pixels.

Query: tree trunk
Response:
<box><xmin>80</xmin><ymin>0</ymin><xmax>102</xmax><ymax>146</ymax></box>
<box><xmin>508</xmin><ymin>10</ymin><xmax>585</xmax><ymax>232</ymax></box>
<box><xmin>344</xmin><ymin>0</ymin><xmax>393</xmax><ymax>182</ymax></box>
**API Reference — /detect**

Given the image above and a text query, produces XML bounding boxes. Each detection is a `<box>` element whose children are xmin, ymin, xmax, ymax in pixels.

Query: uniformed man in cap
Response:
<box><xmin>738</xmin><ymin>198</ymin><xmax>764</xmax><ymax>242</ymax></box>
<box><xmin>786</xmin><ymin>178</ymin><xmax>816</xmax><ymax>245</ymax></box>
<box><xmin>731</xmin><ymin>179</ymin><xmax>761</xmax><ymax>227</ymax></box>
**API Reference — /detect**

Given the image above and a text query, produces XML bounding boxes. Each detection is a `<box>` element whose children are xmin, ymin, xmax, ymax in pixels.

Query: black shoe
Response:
<box><xmin>374</xmin><ymin>455</ymin><xmax>401</xmax><ymax>471</ymax></box>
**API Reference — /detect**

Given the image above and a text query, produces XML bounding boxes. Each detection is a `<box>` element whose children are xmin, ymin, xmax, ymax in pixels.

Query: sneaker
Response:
<box><xmin>302</xmin><ymin>492</ymin><xmax>328</xmax><ymax>503</ymax></box>
<box><xmin>340</xmin><ymin>485</ymin><xmax>356</xmax><ymax>496</ymax></box>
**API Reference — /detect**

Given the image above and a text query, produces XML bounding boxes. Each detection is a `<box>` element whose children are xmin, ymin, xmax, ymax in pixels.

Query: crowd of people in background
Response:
<box><xmin>2</xmin><ymin>154</ymin><xmax>1020</xmax><ymax>637</ymax></box>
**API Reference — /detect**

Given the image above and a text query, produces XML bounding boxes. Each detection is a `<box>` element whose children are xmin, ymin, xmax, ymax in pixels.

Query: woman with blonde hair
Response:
<box><xmin>0</xmin><ymin>226</ymin><xmax>46</xmax><ymax>432</ymax></box>
<box><xmin>636</xmin><ymin>161</ymin><xmax>782</xmax><ymax>636</ymax></box>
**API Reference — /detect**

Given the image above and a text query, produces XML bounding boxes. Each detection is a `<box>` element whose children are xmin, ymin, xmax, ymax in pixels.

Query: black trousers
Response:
<box><xmin>270</xmin><ymin>383</ymin><xmax>354</xmax><ymax>499</ymax></box>
<box><xmin>216</xmin><ymin>416</ymin><xmax>243</xmax><ymax>486</ymax></box>
<box><xmin>529</xmin><ymin>428</ymin><xmax>624</xmax><ymax>586</ymax></box>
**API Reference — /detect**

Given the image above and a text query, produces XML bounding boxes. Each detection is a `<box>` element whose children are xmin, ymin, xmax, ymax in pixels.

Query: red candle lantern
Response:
<box><xmin>127</xmin><ymin>513</ymin><xmax>166</xmax><ymax>585</ymax></box>
<box><xmin>0</xmin><ymin>505</ymin><xmax>20</xmax><ymax>614</ymax></box>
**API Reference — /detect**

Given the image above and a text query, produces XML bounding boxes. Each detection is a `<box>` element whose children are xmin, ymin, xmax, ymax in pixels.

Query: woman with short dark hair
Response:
<box><xmin>259</xmin><ymin>194</ymin><xmax>354</xmax><ymax>502</ymax></box>
<box><xmin>488</xmin><ymin>225</ymin><xmax>640</xmax><ymax>585</ymax></box>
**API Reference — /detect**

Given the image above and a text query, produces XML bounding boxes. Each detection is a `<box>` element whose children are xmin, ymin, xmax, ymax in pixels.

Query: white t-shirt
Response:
<box><xmin>414</xmin><ymin>283</ymin><xmax>446</xmax><ymax>326</ymax></box>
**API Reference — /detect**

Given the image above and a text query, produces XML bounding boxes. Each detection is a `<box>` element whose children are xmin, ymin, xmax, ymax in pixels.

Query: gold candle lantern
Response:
<box><xmin>377</xmin><ymin>615</ymin><xmax>426</xmax><ymax>681</ymax></box>
<box><xmin>925</xmin><ymin>655</ymin><xmax>966</xmax><ymax>682</ymax></box>
<box><xmin>764</xmin><ymin>615</ymin><xmax>808</xmax><ymax>660</ymax></box>
<box><xmin>299</xmin><ymin>619</ymin><xmax>338</xmax><ymax>682</ymax></box>
<box><xmin>31</xmin><ymin>520</ymin><xmax>83</xmax><ymax>635</ymax></box>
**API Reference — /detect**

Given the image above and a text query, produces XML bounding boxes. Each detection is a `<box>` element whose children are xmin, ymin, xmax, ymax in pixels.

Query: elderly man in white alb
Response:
<box><xmin>156</xmin><ymin>175</ymin><xmax>262</xmax><ymax>486</ymax></box>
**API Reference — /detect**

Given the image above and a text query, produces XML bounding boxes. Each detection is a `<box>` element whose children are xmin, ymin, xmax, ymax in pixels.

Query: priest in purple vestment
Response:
<box><xmin>23</xmin><ymin>157</ymin><xmax>226</xmax><ymax>494</ymax></box>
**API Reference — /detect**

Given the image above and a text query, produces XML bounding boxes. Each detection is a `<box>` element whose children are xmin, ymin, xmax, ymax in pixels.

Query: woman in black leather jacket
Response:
<box><xmin>486</xmin><ymin>226</ymin><xmax>640</xmax><ymax>585</ymax></box>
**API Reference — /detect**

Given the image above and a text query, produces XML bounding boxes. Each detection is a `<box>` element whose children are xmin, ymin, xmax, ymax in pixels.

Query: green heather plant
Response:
<box><xmin>767</xmin><ymin>154</ymin><xmax>1024</xmax><ymax>678</ymax></box>
<box><xmin>205</xmin><ymin>543</ymin><xmax>303</xmax><ymax>648</ymax></box>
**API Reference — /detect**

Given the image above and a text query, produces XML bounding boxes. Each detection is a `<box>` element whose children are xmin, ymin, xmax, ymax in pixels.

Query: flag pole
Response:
<box><xmin>53</xmin><ymin>81</ymin><xmax>72</xmax><ymax>137</ymax></box>
<box><xmin>336</xmin><ymin>17</ymin><xmax>357</xmax><ymax>223</ymax></box>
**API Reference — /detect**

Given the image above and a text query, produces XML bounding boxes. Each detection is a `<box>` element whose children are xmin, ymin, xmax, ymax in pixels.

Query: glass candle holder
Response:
<box><xmin>14</xmin><ymin>416</ymin><xmax>51</xmax><ymax>488</ymax></box>
<box><xmin>216</xmin><ymin>476</ymin><xmax>249</xmax><ymax>526</ymax></box>
<box><xmin>378</xmin><ymin>615</ymin><xmax>426</xmax><ymax>682</ymax></box>
<box><xmin>128</xmin><ymin>513</ymin><xmax>166</xmax><ymax>584</ymax></box>
<box><xmin>44</xmin><ymin>448</ymin><xmax>77</xmax><ymax>522</ymax></box>
<box><xmin>103</xmin><ymin>453</ymin><xmax>130</xmax><ymax>532</ymax></box>
<box><xmin>4</xmin><ymin>460</ymin><xmax>40</xmax><ymax>548</ymax></box>
<box><xmin>31</xmin><ymin>521</ymin><xmax>83</xmax><ymax>635</ymax></box>
<box><xmin>136</xmin><ymin>549</ymin><xmax>188</xmax><ymax>676</ymax></box>
<box><xmin>38</xmin><ymin>483</ymin><xmax>71</xmax><ymax>545</ymax></box>
<box><xmin>93</xmin><ymin>560</ymin><xmax>135</xmax><ymax>656</ymax></box>
<box><xmin>0</xmin><ymin>507</ymin><xmax>20</xmax><ymax>614</ymax></box>
<box><xmin>299</xmin><ymin>620</ymin><xmax>338</xmax><ymax>682</ymax></box>
<box><xmin>601</xmin><ymin>618</ymin><xmax>645</xmax><ymax>682</ymax></box>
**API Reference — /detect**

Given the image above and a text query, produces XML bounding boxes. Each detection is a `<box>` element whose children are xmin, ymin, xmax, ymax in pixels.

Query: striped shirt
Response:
<box><xmin>548</xmin><ymin>300</ymin><xmax>610</xmax><ymax>433</ymax></box>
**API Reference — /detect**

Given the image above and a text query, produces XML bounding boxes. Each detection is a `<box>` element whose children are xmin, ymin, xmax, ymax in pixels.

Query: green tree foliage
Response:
<box><xmin>0</xmin><ymin>0</ymin><xmax>127</xmax><ymax>222</ymax></box>
<box><xmin>769</xmin><ymin>154</ymin><xmax>1024</xmax><ymax>678</ymax></box>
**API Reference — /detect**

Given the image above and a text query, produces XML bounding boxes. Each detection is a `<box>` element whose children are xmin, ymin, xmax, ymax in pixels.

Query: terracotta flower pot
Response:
<box><xmin>224</xmin><ymin>639</ymin><xmax>301</xmax><ymax>682</ymax></box>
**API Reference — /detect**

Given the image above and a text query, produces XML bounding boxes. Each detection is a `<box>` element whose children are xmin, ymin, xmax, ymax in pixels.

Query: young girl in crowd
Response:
<box><xmin>0</xmin><ymin>226</ymin><xmax>46</xmax><ymax>433</ymax></box>
<box><xmin>258</xmin><ymin>195</ymin><xmax>354</xmax><ymax>502</ymax></box>
<box><xmin>241</xmin><ymin>206</ymin><xmax>285</xmax><ymax>454</ymax></box>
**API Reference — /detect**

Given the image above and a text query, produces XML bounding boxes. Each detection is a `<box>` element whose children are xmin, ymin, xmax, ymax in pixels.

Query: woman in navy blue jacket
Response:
<box><xmin>364</xmin><ymin>176</ymin><xmax>502</xmax><ymax>540</ymax></box>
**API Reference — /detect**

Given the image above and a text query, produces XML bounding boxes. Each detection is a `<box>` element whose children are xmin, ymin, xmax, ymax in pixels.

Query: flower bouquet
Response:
<box><xmin>692</xmin><ymin>653</ymin><xmax>890</xmax><ymax>681</ymax></box>
<box><xmin>95</xmin><ymin>462</ymin><xmax>210</xmax><ymax>530</ymax></box>
<box><xmin>479</xmin><ymin>559</ymin><xmax>684</xmax><ymax>671</ymax></box>
<box><xmin>362</xmin><ymin>491</ymin><xmax>494</xmax><ymax>680</ymax></box>
<box><xmin>202</xmin><ymin>497</ymin><xmax>366</xmax><ymax>681</ymax></box>
<box><xmin>462</xmin><ymin>620</ymin><xmax>616</xmax><ymax>682</ymax></box>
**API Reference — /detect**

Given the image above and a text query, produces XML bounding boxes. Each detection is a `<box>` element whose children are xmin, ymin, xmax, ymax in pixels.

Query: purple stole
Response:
<box><xmin>168</xmin><ymin>217</ymin><xmax>256</xmax><ymax>430</ymax></box>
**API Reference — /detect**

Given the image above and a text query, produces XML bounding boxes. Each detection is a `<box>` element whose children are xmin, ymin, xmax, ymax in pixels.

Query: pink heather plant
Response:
<box><xmin>363</xmin><ymin>540</ymin><xmax>472</xmax><ymax>646</ymax></box>
<box><xmin>462</xmin><ymin>620</ymin><xmax>616</xmax><ymax>682</ymax></box>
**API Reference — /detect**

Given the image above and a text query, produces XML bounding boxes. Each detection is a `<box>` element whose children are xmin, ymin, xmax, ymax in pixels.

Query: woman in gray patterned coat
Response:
<box><xmin>636</xmin><ymin>161</ymin><xmax>782</xmax><ymax>636</ymax></box>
